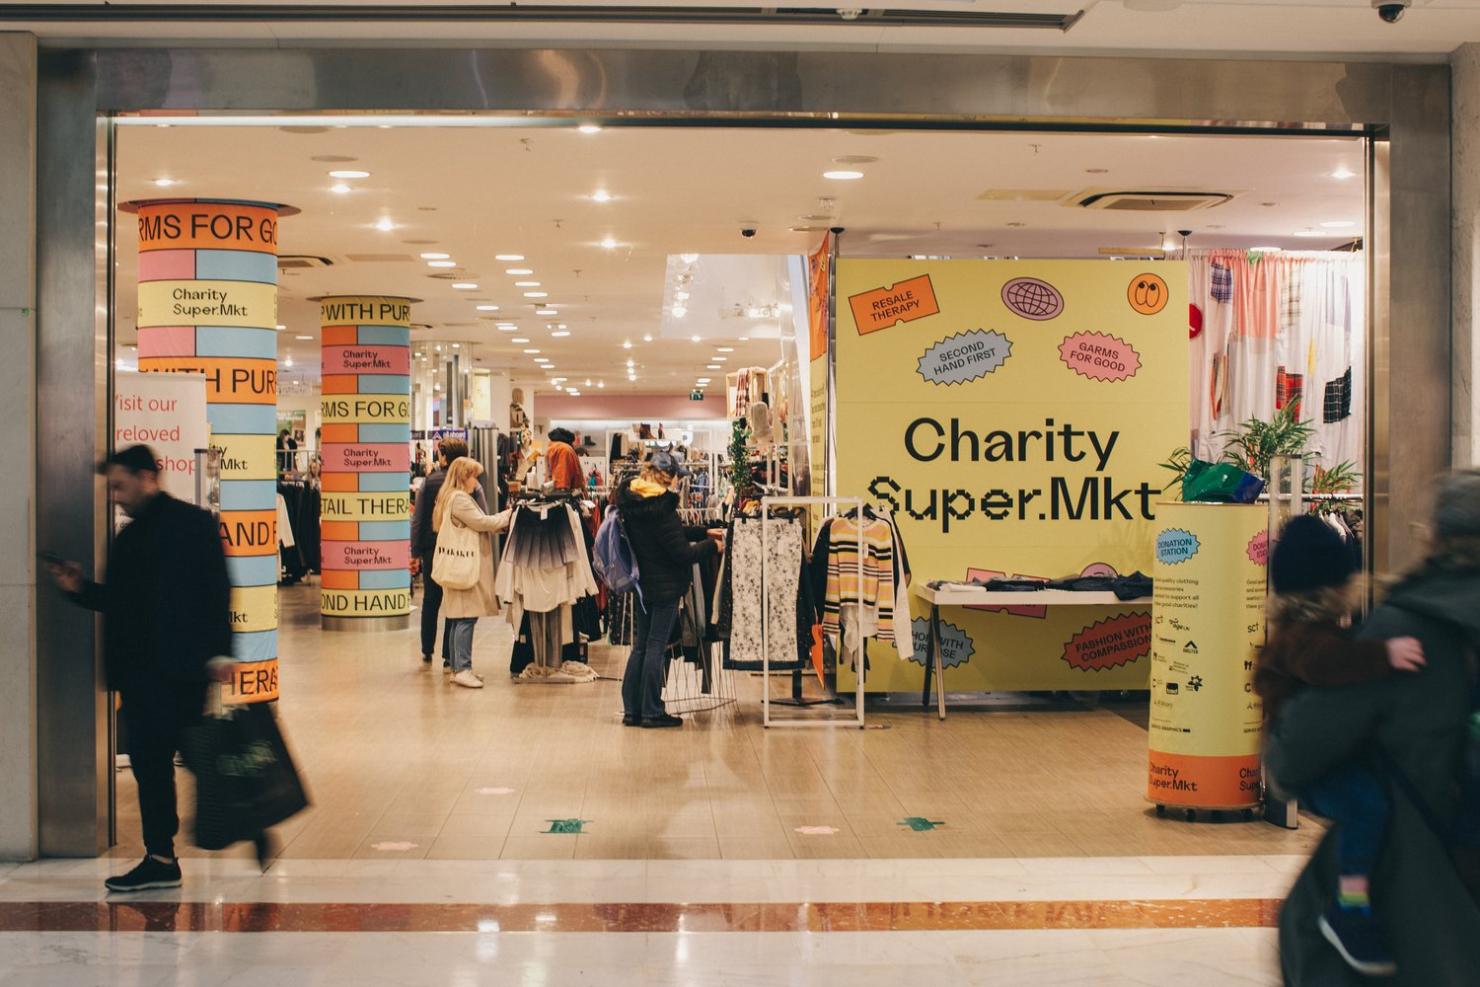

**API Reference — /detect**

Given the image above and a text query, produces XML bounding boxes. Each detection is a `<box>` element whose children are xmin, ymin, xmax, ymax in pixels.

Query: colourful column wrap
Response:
<box><xmin>132</xmin><ymin>198</ymin><xmax>285</xmax><ymax>704</ymax></box>
<box><xmin>318</xmin><ymin>296</ymin><xmax>413</xmax><ymax>621</ymax></box>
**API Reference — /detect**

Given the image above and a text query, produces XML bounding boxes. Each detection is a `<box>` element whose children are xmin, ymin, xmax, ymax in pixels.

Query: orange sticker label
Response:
<box><xmin>1146</xmin><ymin>751</ymin><xmax>1262</xmax><ymax>808</ymax></box>
<box><xmin>847</xmin><ymin>274</ymin><xmax>940</xmax><ymax>335</ymax></box>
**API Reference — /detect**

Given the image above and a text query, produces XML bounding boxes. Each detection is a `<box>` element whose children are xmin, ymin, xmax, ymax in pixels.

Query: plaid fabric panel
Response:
<box><xmin>1276</xmin><ymin>368</ymin><xmax>1305</xmax><ymax>416</ymax></box>
<box><xmin>1323</xmin><ymin>367</ymin><xmax>1353</xmax><ymax>423</ymax></box>
<box><xmin>1211</xmin><ymin>262</ymin><xmax>1233</xmax><ymax>303</ymax></box>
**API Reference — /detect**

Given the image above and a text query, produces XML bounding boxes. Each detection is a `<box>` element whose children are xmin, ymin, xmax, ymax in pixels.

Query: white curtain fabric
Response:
<box><xmin>1186</xmin><ymin>249</ymin><xmax>1364</xmax><ymax>472</ymax></box>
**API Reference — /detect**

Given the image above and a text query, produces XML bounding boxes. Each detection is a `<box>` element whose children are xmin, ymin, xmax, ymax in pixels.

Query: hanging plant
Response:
<box><xmin>729</xmin><ymin>417</ymin><xmax>754</xmax><ymax>500</ymax></box>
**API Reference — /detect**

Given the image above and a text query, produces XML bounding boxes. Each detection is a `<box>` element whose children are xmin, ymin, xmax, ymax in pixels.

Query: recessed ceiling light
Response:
<box><xmin>600</xmin><ymin>237</ymin><xmax>618</xmax><ymax>250</ymax></box>
<box><xmin>505</xmin><ymin>268</ymin><xmax>534</xmax><ymax>276</ymax></box>
<box><xmin>427</xmin><ymin>260</ymin><xmax>457</xmax><ymax>268</ymax></box>
<box><xmin>1250</xmin><ymin>245</ymin><xmax>1284</xmax><ymax>252</ymax></box>
<box><xmin>476</xmin><ymin>304</ymin><xmax>499</xmax><ymax>311</ymax></box>
<box><xmin>622</xmin><ymin>340</ymin><xmax>632</xmax><ymax>349</ymax></box>
<box><xmin>598</xmin><ymin>381</ymin><xmax>604</xmax><ymax>389</ymax></box>
<box><xmin>823</xmin><ymin>170</ymin><xmax>864</xmax><ymax>181</ymax></box>
<box><xmin>679</xmin><ymin>253</ymin><xmax>700</xmax><ymax>264</ymax></box>
<box><xmin>643</xmin><ymin>334</ymin><xmax>653</xmax><ymax>342</ymax></box>
<box><xmin>713</xmin><ymin>356</ymin><xmax>727</xmax><ymax>362</ymax></box>
<box><xmin>330</xmin><ymin>183</ymin><xmax>352</xmax><ymax>195</ymax></box>
<box><xmin>557</xmin><ymin>324</ymin><xmax>567</xmax><ymax>330</ymax></box>
<box><xmin>536</xmin><ymin>308</ymin><xmax>558</xmax><ymax>316</ymax></box>
<box><xmin>1331</xmin><ymin>166</ymin><xmax>1357</xmax><ymax>180</ymax></box>
<box><xmin>452</xmin><ymin>282</ymin><xmax>478</xmax><ymax>290</ymax></box>
<box><xmin>496</xmin><ymin>323</ymin><xmax>516</xmax><ymax>331</ymax></box>
<box><xmin>420</xmin><ymin>252</ymin><xmax>450</xmax><ymax>260</ymax></box>
<box><xmin>739</xmin><ymin>336</ymin><xmax>749</xmax><ymax>341</ymax></box>
<box><xmin>591</xmin><ymin>189</ymin><xmax>613</xmax><ymax>203</ymax></box>
<box><xmin>514</xmin><ymin>281</ymin><xmax>541</xmax><ymax>288</ymax></box>
<box><xmin>578</xmin><ymin>123</ymin><xmax>602</xmax><ymax>134</ymax></box>
<box><xmin>1293</xmin><ymin>231</ymin><xmax>1326</xmax><ymax>238</ymax></box>
<box><xmin>523</xmin><ymin>348</ymin><xmax>541</xmax><ymax>354</ymax></box>
<box><xmin>451</xmin><ymin>343</ymin><xmax>461</xmax><ymax>349</ymax></box>
<box><xmin>511</xmin><ymin>337</ymin><xmax>530</xmax><ymax>343</ymax></box>
<box><xmin>1320</xmin><ymin>221</ymin><xmax>1358</xmax><ymax>229</ymax></box>
<box><xmin>690</xmin><ymin>335</ymin><xmax>700</xmax><ymax>343</ymax></box>
<box><xmin>697</xmin><ymin>378</ymin><xmax>711</xmax><ymax>384</ymax></box>
<box><xmin>495</xmin><ymin>254</ymin><xmax>525</xmax><ymax>261</ymax></box>
<box><xmin>295</xmin><ymin>334</ymin><xmax>313</xmax><ymax>340</ymax></box>
<box><xmin>534</xmin><ymin>357</ymin><xmax>550</xmax><ymax>363</ymax></box>
<box><xmin>275</xmin><ymin>324</ymin><xmax>287</xmax><ymax>331</ymax></box>
<box><xmin>524</xmin><ymin>291</ymin><xmax>548</xmax><ymax>298</ymax></box>
<box><xmin>152</xmin><ymin>178</ymin><xmax>179</xmax><ymax>187</ymax></box>
<box><xmin>329</xmin><ymin>169</ymin><xmax>370</xmax><ymax>178</ymax></box>
<box><xmin>706</xmin><ymin>364</ymin><xmax>721</xmax><ymax>370</ymax></box>
<box><xmin>374</xmin><ymin>217</ymin><xmax>396</xmax><ymax>232</ymax></box>
<box><xmin>551</xmin><ymin>331</ymin><xmax>570</xmax><ymax>338</ymax></box>
<box><xmin>717</xmin><ymin>347</ymin><xmax>734</xmax><ymax>352</ymax></box>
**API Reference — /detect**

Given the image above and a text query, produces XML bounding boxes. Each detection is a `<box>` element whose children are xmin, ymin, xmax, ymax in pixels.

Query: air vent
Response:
<box><xmin>978</xmin><ymin>188</ymin><xmax>1073</xmax><ymax>203</ymax></box>
<box><xmin>1076</xmin><ymin>190</ymin><xmax>1235</xmax><ymax>212</ymax></box>
<box><xmin>278</xmin><ymin>255</ymin><xmax>333</xmax><ymax>269</ymax></box>
<box><xmin>344</xmin><ymin>253</ymin><xmax>416</xmax><ymax>263</ymax></box>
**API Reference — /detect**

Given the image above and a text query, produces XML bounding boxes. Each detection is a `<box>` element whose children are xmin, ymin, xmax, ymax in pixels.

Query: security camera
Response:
<box><xmin>740</xmin><ymin>227</ymin><xmax>757</xmax><ymax>239</ymax></box>
<box><xmin>1373</xmin><ymin>0</ymin><xmax>1410</xmax><ymax>24</ymax></box>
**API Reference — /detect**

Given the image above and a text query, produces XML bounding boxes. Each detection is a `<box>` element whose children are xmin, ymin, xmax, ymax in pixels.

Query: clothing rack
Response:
<box><xmin>761</xmin><ymin>495</ymin><xmax>866</xmax><ymax>729</ymax></box>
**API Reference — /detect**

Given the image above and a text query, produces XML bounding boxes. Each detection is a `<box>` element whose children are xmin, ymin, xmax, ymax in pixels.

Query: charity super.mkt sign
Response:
<box><xmin>834</xmin><ymin>260</ymin><xmax>1188</xmax><ymax>692</ymax></box>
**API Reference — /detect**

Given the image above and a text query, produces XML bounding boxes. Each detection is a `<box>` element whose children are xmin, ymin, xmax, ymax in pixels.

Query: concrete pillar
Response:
<box><xmin>318</xmin><ymin>296</ymin><xmax>413</xmax><ymax>629</ymax></box>
<box><xmin>130</xmin><ymin>198</ymin><xmax>292</xmax><ymax>704</ymax></box>
<box><xmin>0</xmin><ymin>32</ymin><xmax>38</xmax><ymax>861</ymax></box>
<box><xmin>1455</xmin><ymin>44</ymin><xmax>1480</xmax><ymax>467</ymax></box>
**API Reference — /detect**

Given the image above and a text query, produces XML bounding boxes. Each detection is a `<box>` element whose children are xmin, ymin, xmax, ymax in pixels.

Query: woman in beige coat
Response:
<box><xmin>432</xmin><ymin>457</ymin><xmax>512</xmax><ymax>689</ymax></box>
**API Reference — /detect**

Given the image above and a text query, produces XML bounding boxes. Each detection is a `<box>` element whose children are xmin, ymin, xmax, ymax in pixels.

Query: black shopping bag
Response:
<box><xmin>183</xmin><ymin>702</ymin><xmax>310</xmax><ymax>851</ymax></box>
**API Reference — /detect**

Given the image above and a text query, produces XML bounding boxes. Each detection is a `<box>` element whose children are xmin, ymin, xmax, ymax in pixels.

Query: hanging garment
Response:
<box><xmin>821</xmin><ymin>515</ymin><xmax>897</xmax><ymax>646</ymax></box>
<box><xmin>718</xmin><ymin>514</ymin><xmax>808</xmax><ymax>671</ymax></box>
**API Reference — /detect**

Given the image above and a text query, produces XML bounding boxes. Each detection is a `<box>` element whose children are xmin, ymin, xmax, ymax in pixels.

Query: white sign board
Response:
<box><xmin>113</xmin><ymin>371</ymin><xmax>210</xmax><ymax>501</ymax></box>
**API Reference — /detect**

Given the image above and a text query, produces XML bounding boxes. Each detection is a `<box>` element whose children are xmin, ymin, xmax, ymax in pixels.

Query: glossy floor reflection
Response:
<box><xmin>112</xmin><ymin>583</ymin><xmax>1320</xmax><ymax>863</ymax></box>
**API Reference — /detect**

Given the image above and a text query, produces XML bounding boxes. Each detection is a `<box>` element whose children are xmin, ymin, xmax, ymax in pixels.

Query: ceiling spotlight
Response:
<box><xmin>451</xmin><ymin>343</ymin><xmax>461</xmax><ymax>349</ymax></box>
<box><xmin>495</xmin><ymin>254</ymin><xmax>525</xmax><ymax>261</ymax></box>
<box><xmin>578</xmin><ymin>123</ymin><xmax>602</xmax><ymax>134</ymax></box>
<box><xmin>374</xmin><ymin>217</ymin><xmax>396</xmax><ymax>232</ymax></box>
<box><xmin>584</xmin><ymin>378</ymin><xmax>593</xmax><ymax>387</ymax></box>
<box><xmin>717</xmin><ymin>347</ymin><xmax>734</xmax><ymax>352</ymax></box>
<box><xmin>329</xmin><ymin>169</ymin><xmax>370</xmax><ymax>179</ymax></box>
<box><xmin>598</xmin><ymin>381</ymin><xmax>604</xmax><ymax>389</ymax></box>
<box><xmin>427</xmin><ymin>260</ymin><xmax>457</xmax><ymax>268</ymax></box>
<box><xmin>706</xmin><ymin>364</ymin><xmax>721</xmax><ymax>370</ymax></box>
<box><xmin>679</xmin><ymin>253</ymin><xmax>700</xmax><ymax>264</ymax></box>
<box><xmin>452</xmin><ymin>282</ymin><xmax>478</xmax><ymax>290</ymax></box>
<box><xmin>600</xmin><ymin>237</ymin><xmax>618</xmax><ymax>250</ymax></box>
<box><xmin>697</xmin><ymin>377</ymin><xmax>712</xmax><ymax>384</ymax></box>
<box><xmin>514</xmin><ymin>281</ymin><xmax>541</xmax><ymax>288</ymax></box>
<box><xmin>713</xmin><ymin>356</ymin><xmax>727</xmax><ymax>362</ymax></box>
<box><xmin>591</xmin><ymin>189</ymin><xmax>613</xmax><ymax>203</ymax></box>
<box><xmin>643</xmin><ymin>334</ymin><xmax>653</xmax><ymax>342</ymax></box>
<box><xmin>551</xmin><ymin>331</ymin><xmax>570</xmax><ymax>338</ymax></box>
<box><xmin>330</xmin><ymin>183</ymin><xmax>352</xmax><ymax>195</ymax></box>
<box><xmin>622</xmin><ymin>340</ymin><xmax>632</xmax><ymax>349</ymax></box>
<box><xmin>536</xmin><ymin>308</ymin><xmax>558</xmax><ymax>316</ymax></box>
<box><xmin>524</xmin><ymin>291</ymin><xmax>548</xmax><ymax>298</ymax></box>
<box><xmin>275</xmin><ymin>324</ymin><xmax>287</xmax><ymax>331</ymax></box>
<box><xmin>690</xmin><ymin>334</ymin><xmax>700</xmax><ymax>343</ymax></box>
<box><xmin>496</xmin><ymin>323</ymin><xmax>516</xmax><ymax>331</ymax></box>
<box><xmin>534</xmin><ymin>357</ymin><xmax>550</xmax><ymax>363</ymax></box>
<box><xmin>476</xmin><ymin>304</ymin><xmax>500</xmax><ymax>312</ymax></box>
<box><xmin>523</xmin><ymin>348</ymin><xmax>541</xmax><ymax>354</ymax></box>
<box><xmin>626</xmin><ymin>358</ymin><xmax>635</xmax><ymax>367</ymax></box>
<box><xmin>420</xmin><ymin>252</ymin><xmax>449</xmax><ymax>260</ymax></box>
<box><xmin>511</xmin><ymin>337</ymin><xmax>530</xmax><ymax>343</ymax></box>
<box><xmin>505</xmin><ymin>268</ymin><xmax>534</xmax><ymax>275</ymax></box>
<box><xmin>151</xmin><ymin>177</ymin><xmax>178</xmax><ymax>188</ymax></box>
<box><xmin>823</xmin><ymin>170</ymin><xmax>864</xmax><ymax>181</ymax></box>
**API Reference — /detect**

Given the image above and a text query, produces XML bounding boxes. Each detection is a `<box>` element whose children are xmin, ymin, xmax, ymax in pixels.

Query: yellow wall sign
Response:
<box><xmin>834</xmin><ymin>259</ymin><xmax>1188</xmax><ymax>692</ymax></box>
<box><xmin>1147</xmin><ymin>503</ymin><xmax>1267</xmax><ymax>809</ymax></box>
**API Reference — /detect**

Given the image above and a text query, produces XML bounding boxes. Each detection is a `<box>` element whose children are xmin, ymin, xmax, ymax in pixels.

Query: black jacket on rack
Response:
<box><xmin>615</xmin><ymin>479</ymin><xmax>716</xmax><ymax>607</ymax></box>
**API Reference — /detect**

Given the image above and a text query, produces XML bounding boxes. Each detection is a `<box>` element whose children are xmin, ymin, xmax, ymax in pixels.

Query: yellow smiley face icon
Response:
<box><xmin>1128</xmin><ymin>273</ymin><xmax>1169</xmax><ymax>316</ymax></box>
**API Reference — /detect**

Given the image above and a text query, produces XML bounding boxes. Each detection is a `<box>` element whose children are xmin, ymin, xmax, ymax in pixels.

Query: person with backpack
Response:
<box><xmin>1266</xmin><ymin>471</ymin><xmax>1480</xmax><ymax>985</ymax></box>
<box><xmin>612</xmin><ymin>451</ymin><xmax>723</xmax><ymax>728</ymax></box>
<box><xmin>430</xmin><ymin>456</ymin><xmax>511</xmax><ymax>689</ymax></box>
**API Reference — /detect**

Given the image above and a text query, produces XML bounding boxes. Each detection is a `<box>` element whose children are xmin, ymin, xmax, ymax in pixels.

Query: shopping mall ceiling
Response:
<box><xmin>113</xmin><ymin>124</ymin><xmax>1364</xmax><ymax>392</ymax></box>
<box><xmin>8</xmin><ymin>1</ymin><xmax>1480</xmax><ymax>58</ymax></box>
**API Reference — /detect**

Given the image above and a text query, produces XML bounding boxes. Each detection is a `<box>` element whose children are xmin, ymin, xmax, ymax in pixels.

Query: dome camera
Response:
<box><xmin>1373</xmin><ymin>0</ymin><xmax>1410</xmax><ymax>23</ymax></box>
<box><xmin>740</xmin><ymin>227</ymin><xmax>757</xmax><ymax>239</ymax></box>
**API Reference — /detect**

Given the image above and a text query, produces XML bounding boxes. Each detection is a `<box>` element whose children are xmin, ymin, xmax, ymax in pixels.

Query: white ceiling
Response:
<box><xmin>10</xmin><ymin>0</ymin><xmax>1480</xmax><ymax>59</ymax></box>
<box><xmin>113</xmin><ymin>122</ymin><xmax>1364</xmax><ymax>396</ymax></box>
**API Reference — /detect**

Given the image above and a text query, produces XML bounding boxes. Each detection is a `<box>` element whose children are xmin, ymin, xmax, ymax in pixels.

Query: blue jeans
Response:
<box><xmin>622</xmin><ymin>599</ymin><xmax>680</xmax><ymax>720</ymax></box>
<box><xmin>1301</xmin><ymin>762</ymin><xmax>1389</xmax><ymax>878</ymax></box>
<box><xmin>446</xmin><ymin>618</ymin><xmax>477</xmax><ymax>673</ymax></box>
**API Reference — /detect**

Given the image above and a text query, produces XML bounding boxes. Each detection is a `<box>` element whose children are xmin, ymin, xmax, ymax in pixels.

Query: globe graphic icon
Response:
<box><xmin>1004</xmin><ymin>279</ymin><xmax>1061</xmax><ymax>319</ymax></box>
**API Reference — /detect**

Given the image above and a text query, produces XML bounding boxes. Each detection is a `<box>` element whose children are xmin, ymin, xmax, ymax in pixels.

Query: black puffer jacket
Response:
<box><xmin>616</xmin><ymin>479</ymin><xmax>716</xmax><ymax>606</ymax></box>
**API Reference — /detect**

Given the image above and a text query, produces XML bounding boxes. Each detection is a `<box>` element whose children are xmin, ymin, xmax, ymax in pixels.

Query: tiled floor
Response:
<box><xmin>114</xmin><ymin>583</ymin><xmax>1321</xmax><ymax>863</ymax></box>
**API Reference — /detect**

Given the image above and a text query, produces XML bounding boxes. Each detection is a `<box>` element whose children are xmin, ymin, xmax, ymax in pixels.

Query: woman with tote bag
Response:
<box><xmin>432</xmin><ymin>457</ymin><xmax>512</xmax><ymax>688</ymax></box>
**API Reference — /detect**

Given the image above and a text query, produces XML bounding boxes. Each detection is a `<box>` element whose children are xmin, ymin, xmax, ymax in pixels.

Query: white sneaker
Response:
<box><xmin>451</xmin><ymin>670</ymin><xmax>484</xmax><ymax>689</ymax></box>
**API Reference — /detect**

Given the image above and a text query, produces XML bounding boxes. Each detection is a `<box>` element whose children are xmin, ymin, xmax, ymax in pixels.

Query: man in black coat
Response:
<box><xmin>410</xmin><ymin>436</ymin><xmax>487</xmax><ymax>666</ymax></box>
<box><xmin>48</xmin><ymin>445</ymin><xmax>232</xmax><ymax>893</ymax></box>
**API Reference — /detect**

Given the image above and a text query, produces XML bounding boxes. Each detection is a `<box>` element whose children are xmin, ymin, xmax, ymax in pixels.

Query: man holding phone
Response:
<box><xmin>46</xmin><ymin>444</ymin><xmax>232</xmax><ymax>893</ymax></box>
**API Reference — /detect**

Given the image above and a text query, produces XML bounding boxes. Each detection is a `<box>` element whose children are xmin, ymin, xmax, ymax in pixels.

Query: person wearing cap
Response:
<box><xmin>614</xmin><ymin>450</ymin><xmax>723</xmax><ymax>728</ymax></box>
<box><xmin>545</xmin><ymin>427</ymin><xmax>582</xmax><ymax>491</ymax></box>
<box><xmin>1256</xmin><ymin>514</ymin><xmax>1424</xmax><ymax>976</ymax></box>
<box><xmin>1267</xmin><ymin>472</ymin><xmax>1480</xmax><ymax>985</ymax></box>
<box><xmin>45</xmin><ymin>445</ymin><xmax>233</xmax><ymax>893</ymax></box>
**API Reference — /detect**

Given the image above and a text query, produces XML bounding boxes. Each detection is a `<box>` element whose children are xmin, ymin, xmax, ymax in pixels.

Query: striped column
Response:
<box><xmin>318</xmin><ymin>296</ymin><xmax>414</xmax><ymax>629</ymax></box>
<box><xmin>129</xmin><ymin>197</ymin><xmax>293</xmax><ymax>705</ymax></box>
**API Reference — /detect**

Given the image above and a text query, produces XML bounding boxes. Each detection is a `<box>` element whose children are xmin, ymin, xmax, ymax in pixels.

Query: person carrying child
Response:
<box><xmin>1257</xmin><ymin>514</ymin><xmax>1424</xmax><ymax>976</ymax></box>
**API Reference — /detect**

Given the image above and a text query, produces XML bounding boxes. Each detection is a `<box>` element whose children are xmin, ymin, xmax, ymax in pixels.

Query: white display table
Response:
<box><xmin>912</xmin><ymin>583</ymin><xmax>1151</xmax><ymax>720</ymax></box>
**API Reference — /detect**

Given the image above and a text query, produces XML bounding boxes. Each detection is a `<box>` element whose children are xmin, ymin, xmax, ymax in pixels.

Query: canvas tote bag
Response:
<box><xmin>432</xmin><ymin>494</ymin><xmax>482</xmax><ymax>590</ymax></box>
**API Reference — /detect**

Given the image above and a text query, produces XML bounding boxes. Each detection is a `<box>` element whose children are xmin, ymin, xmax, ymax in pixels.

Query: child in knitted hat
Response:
<box><xmin>1256</xmin><ymin>513</ymin><xmax>1425</xmax><ymax>977</ymax></box>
